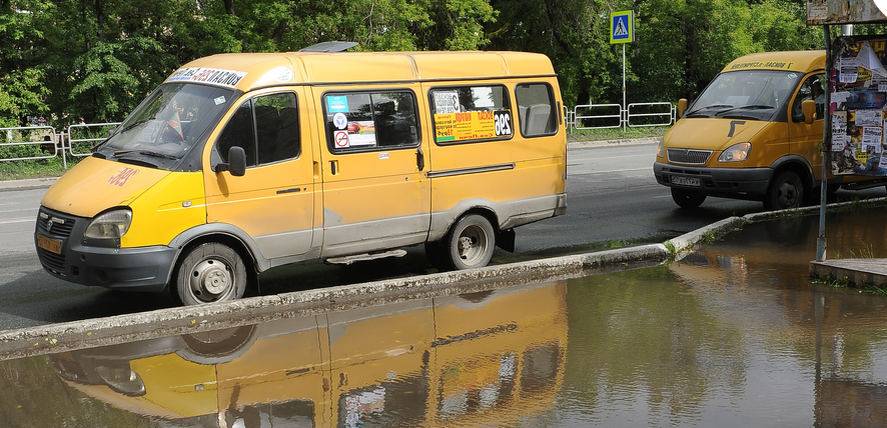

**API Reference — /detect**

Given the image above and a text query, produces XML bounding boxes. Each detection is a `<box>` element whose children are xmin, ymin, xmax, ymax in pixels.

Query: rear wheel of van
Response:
<box><xmin>439</xmin><ymin>214</ymin><xmax>496</xmax><ymax>271</ymax></box>
<box><xmin>174</xmin><ymin>243</ymin><xmax>247</xmax><ymax>305</ymax></box>
<box><xmin>764</xmin><ymin>171</ymin><xmax>803</xmax><ymax>210</ymax></box>
<box><xmin>671</xmin><ymin>188</ymin><xmax>706</xmax><ymax>209</ymax></box>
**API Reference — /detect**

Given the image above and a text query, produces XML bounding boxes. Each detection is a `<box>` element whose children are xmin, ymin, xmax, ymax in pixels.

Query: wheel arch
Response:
<box><xmin>167</xmin><ymin>225</ymin><xmax>262</xmax><ymax>293</ymax></box>
<box><xmin>769</xmin><ymin>155</ymin><xmax>815</xmax><ymax>193</ymax></box>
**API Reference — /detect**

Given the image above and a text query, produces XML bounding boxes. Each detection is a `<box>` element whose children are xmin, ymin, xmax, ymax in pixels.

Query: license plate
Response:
<box><xmin>671</xmin><ymin>176</ymin><xmax>701</xmax><ymax>187</ymax></box>
<box><xmin>36</xmin><ymin>233</ymin><xmax>62</xmax><ymax>254</ymax></box>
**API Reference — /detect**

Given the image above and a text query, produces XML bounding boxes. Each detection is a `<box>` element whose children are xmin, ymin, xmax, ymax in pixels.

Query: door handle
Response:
<box><xmin>330</xmin><ymin>160</ymin><xmax>338</xmax><ymax>175</ymax></box>
<box><xmin>416</xmin><ymin>147</ymin><xmax>425</xmax><ymax>171</ymax></box>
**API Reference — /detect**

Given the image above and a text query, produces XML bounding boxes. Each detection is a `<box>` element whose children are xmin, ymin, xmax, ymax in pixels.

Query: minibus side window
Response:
<box><xmin>515</xmin><ymin>83</ymin><xmax>557</xmax><ymax>137</ymax></box>
<box><xmin>216</xmin><ymin>92</ymin><xmax>300</xmax><ymax>167</ymax></box>
<box><xmin>791</xmin><ymin>74</ymin><xmax>826</xmax><ymax>122</ymax></box>
<box><xmin>428</xmin><ymin>85</ymin><xmax>513</xmax><ymax>145</ymax></box>
<box><xmin>323</xmin><ymin>90</ymin><xmax>420</xmax><ymax>154</ymax></box>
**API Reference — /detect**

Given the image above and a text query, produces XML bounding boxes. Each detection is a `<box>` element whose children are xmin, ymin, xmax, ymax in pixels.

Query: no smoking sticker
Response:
<box><xmin>334</xmin><ymin>131</ymin><xmax>350</xmax><ymax>148</ymax></box>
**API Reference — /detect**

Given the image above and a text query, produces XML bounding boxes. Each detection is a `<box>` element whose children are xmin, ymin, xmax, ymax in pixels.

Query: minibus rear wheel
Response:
<box><xmin>174</xmin><ymin>243</ymin><xmax>247</xmax><ymax>305</ymax></box>
<box><xmin>440</xmin><ymin>214</ymin><xmax>496</xmax><ymax>271</ymax></box>
<box><xmin>671</xmin><ymin>188</ymin><xmax>706</xmax><ymax>209</ymax></box>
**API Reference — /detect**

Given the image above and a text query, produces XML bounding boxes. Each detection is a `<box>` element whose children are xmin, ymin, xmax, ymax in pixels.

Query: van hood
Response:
<box><xmin>41</xmin><ymin>156</ymin><xmax>172</xmax><ymax>218</ymax></box>
<box><xmin>664</xmin><ymin>118</ymin><xmax>768</xmax><ymax>150</ymax></box>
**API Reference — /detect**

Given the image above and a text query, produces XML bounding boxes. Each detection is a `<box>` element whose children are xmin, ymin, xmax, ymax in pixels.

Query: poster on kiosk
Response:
<box><xmin>829</xmin><ymin>36</ymin><xmax>887</xmax><ymax>176</ymax></box>
<box><xmin>806</xmin><ymin>0</ymin><xmax>887</xmax><ymax>175</ymax></box>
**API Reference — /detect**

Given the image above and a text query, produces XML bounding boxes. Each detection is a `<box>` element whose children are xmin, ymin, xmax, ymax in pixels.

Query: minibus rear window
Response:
<box><xmin>428</xmin><ymin>85</ymin><xmax>514</xmax><ymax>144</ymax></box>
<box><xmin>515</xmin><ymin>83</ymin><xmax>557</xmax><ymax>137</ymax></box>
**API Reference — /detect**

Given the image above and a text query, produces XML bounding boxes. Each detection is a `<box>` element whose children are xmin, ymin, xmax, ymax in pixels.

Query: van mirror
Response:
<box><xmin>678</xmin><ymin>99</ymin><xmax>688</xmax><ymax>118</ymax></box>
<box><xmin>801</xmin><ymin>99</ymin><xmax>816</xmax><ymax>124</ymax></box>
<box><xmin>213</xmin><ymin>146</ymin><xmax>247</xmax><ymax>176</ymax></box>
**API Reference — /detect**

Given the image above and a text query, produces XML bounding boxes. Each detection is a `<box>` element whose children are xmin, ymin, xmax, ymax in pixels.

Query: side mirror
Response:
<box><xmin>213</xmin><ymin>146</ymin><xmax>247</xmax><ymax>177</ymax></box>
<box><xmin>678</xmin><ymin>99</ymin><xmax>688</xmax><ymax>118</ymax></box>
<box><xmin>801</xmin><ymin>99</ymin><xmax>816</xmax><ymax>124</ymax></box>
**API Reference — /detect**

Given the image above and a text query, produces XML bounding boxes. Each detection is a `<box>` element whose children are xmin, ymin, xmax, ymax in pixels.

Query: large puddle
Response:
<box><xmin>3</xmin><ymin>209</ymin><xmax>887</xmax><ymax>427</ymax></box>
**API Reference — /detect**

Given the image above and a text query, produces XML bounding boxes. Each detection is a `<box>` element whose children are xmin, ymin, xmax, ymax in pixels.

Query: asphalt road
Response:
<box><xmin>1</xmin><ymin>143</ymin><xmax>881</xmax><ymax>330</ymax></box>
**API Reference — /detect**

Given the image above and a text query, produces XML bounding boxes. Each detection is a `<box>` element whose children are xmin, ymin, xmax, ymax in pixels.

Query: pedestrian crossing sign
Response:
<box><xmin>610</xmin><ymin>10</ymin><xmax>634</xmax><ymax>44</ymax></box>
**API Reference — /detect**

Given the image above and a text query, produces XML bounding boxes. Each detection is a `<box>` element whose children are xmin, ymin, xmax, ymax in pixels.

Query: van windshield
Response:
<box><xmin>685</xmin><ymin>70</ymin><xmax>802</xmax><ymax>121</ymax></box>
<box><xmin>95</xmin><ymin>83</ymin><xmax>234</xmax><ymax>168</ymax></box>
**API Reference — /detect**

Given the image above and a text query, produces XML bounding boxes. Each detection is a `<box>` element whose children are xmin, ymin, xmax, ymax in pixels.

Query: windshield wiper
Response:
<box><xmin>685</xmin><ymin>104</ymin><xmax>734</xmax><ymax>117</ymax></box>
<box><xmin>714</xmin><ymin>105</ymin><xmax>774</xmax><ymax>116</ymax></box>
<box><xmin>113</xmin><ymin>149</ymin><xmax>178</xmax><ymax>160</ymax></box>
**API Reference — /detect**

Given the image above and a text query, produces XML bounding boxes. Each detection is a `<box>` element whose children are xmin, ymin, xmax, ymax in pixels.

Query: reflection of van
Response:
<box><xmin>49</xmin><ymin>281</ymin><xmax>568</xmax><ymax>426</ymax></box>
<box><xmin>654</xmin><ymin>50</ymin><xmax>884</xmax><ymax>210</ymax></box>
<box><xmin>34</xmin><ymin>44</ymin><xmax>567</xmax><ymax>305</ymax></box>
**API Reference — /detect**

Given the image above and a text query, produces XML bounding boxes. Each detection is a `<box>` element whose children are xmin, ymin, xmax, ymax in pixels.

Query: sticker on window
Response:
<box><xmin>167</xmin><ymin>67</ymin><xmax>247</xmax><ymax>88</ymax></box>
<box><xmin>433</xmin><ymin>91</ymin><xmax>461</xmax><ymax>114</ymax></box>
<box><xmin>434</xmin><ymin>110</ymin><xmax>510</xmax><ymax>142</ymax></box>
<box><xmin>327</xmin><ymin>96</ymin><xmax>350</xmax><ymax>113</ymax></box>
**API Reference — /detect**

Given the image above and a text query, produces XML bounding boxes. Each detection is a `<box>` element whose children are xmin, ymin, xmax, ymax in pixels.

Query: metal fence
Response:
<box><xmin>567</xmin><ymin>102</ymin><xmax>676</xmax><ymax>132</ymax></box>
<box><xmin>0</xmin><ymin>123</ymin><xmax>120</xmax><ymax>168</ymax></box>
<box><xmin>1</xmin><ymin>103</ymin><xmax>675</xmax><ymax>167</ymax></box>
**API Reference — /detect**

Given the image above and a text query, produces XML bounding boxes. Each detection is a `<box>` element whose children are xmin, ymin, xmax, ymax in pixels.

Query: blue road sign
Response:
<box><xmin>610</xmin><ymin>11</ymin><xmax>634</xmax><ymax>44</ymax></box>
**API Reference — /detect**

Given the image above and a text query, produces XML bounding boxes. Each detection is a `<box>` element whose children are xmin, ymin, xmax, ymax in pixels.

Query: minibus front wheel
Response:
<box><xmin>671</xmin><ymin>188</ymin><xmax>706</xmax><ymax>209</ymax></box>
<box><xmin>434</xmin><ymin>214</ymin><xmax>496</xmax><ymax>271</ymax></box>
<box><xmin>764</xmin><ymin>171</ymin><xmax>803</xmax><ymax>211</ymax></box>
<box><xmin>173</xmin><ymin>243</ymin><xmax>247</xmax><ymax>305</ymax></box>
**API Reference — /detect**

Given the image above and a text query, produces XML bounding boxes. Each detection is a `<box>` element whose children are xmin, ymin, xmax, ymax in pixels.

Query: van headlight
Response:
<box><xmin>718</xmin><ymin>142</ymin><xmax>751</xmax><ymax>162</ymax></box>
<box><xmin>656</xmin><ymin>139</ymin><xmax>665</xmax><ymax>158</ymax></box>
<box><xmin>84</xmin><ymin>209</ymin><xmax>132</xmax><ymax>239</ymax></box>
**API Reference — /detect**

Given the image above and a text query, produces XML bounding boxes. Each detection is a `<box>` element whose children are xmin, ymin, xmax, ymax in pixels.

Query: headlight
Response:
<box><xmin>95</xmin><ymin>364</ymin><xmax>146</xmax><ymax>396</ymax></box>
<box><xmin>656</xmin><ymin>139</ymin><xmax>665</xmax><ymax>158</ymax></box>
<box><xmin>84</xmin><ymin>209</ymin><xmax>132</xmax><ymax>239</ymax></box>
<box><xmin>718</xmin><ymin>142</ymin><xmax>751</xmax><ymax>162</ymax></box>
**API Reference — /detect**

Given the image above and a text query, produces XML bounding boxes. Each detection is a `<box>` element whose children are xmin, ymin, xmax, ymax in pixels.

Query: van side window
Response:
<box><xmin>323</xmin><ymin>91</ymin><xmax>419</xmax><ymax>153</ymax></box>
<box><xmin>791</xmin><ymin>74</ymin><xmax>825</xmax><ymax>122</ymax></box>
<box><xmin>216</xmin><ymin>92</ymin><xmax>300</xmax><ymax>167</ymax></box>
<box><xmin>429</xmin><ymin>85</ymin><xmax>513</xmax><ymax>144</ymax></box>
<box><xmin>515</xmin><ymin>83</ymin><xmax>557</xmax><ymax>136</ymax></box>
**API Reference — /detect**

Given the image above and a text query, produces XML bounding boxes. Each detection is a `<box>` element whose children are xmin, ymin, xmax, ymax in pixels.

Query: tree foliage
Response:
<box><xmin>0</xmin><ymin>0</ymin><xmax>829</xmax><ymax>126</ymax></box>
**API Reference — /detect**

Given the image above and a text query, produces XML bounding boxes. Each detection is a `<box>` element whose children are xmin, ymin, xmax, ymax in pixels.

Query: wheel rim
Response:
<box><xmin>456</xmin><ymin>224</ymin><xmax>489</xmax><ymax>266</ymax></box>
<box><xmin>188</xmin><ymin>258</ymin><xmax>235</xmax><ymax>303</ymax></box>
<box><xmin>776</xmin><ymin>180</ymin><xmax>800</xmax><ymax>208</ymax></box>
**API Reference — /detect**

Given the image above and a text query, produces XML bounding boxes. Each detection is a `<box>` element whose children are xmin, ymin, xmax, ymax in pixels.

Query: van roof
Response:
<box><xmin>721</xmin><ymin>50</ymin><xmax>826</xmax><ymax>73</ymax></box>
<box><xmin>164</xmin><ymin>51</ymin><xmax>556</xmax><ymax>92</ymax></box>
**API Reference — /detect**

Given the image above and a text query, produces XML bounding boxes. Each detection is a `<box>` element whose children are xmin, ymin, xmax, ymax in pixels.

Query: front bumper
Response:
<box><xmin>653</xmin><ymin>161</ymin><xmax>773</xmax><ymax>198</ymax></box>
<box><xmin>35</xmin><ymin>206</ymin><xmax>177</xmax><ymax>292</ymax></box>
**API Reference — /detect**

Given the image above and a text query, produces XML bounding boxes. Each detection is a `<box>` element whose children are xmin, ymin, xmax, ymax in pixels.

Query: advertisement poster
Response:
<box><xmin>830</xmin><ymin>37</ymin><xmax>887</xmax><ymax>175</ymax></box>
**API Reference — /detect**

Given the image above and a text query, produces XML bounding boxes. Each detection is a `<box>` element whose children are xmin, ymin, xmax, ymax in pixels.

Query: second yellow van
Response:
<box><xmin>654</xmin><ymin>50</ymin><xmax>885</xmax><ymax>210</ymax></box>
<box><xmin>34</xmin><ymin>44</ymin><xmax>567</xmax><ymax>305</ymax></box>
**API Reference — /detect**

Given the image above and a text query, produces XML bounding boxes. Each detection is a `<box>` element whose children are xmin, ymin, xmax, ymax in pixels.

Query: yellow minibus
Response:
<box><xmin>654</xmin><ymin>50</ymin><xmax>885</xmax><ymax>209</ymax></box>
<box><xmin>34</xmin><ymin>44</ymin><xmax>567</xmax><ymax>305</ymax></box>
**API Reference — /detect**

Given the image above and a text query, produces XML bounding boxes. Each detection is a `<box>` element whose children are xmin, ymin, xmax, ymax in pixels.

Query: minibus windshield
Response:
<box><xmin>95</xmin><ymin>83</ymin><xmax>234</xmax><ymax>168</ymax></box>
<box><xmin>685</xmin><ymin>70</ymin><xmax>802</xmax><ymax>121</ymax></box>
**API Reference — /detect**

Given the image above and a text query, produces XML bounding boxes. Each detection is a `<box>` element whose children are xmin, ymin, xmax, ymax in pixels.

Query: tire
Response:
<box><xmin>439</xmin><ymin>214</ymin><xmax>496</xmax><ymax>271</ymax></box>
<box><xmin>764</xmin><ymin>171</ymin><xmax>804</xmax><ymax>210</ymax></box>
<box><xmin>174</xmin><ymin>243</ymin><xmax>247</xmax><ymax>305</ymax></box>
<box><xmin>671</xmin><ymin>188</ymin><xmax>706</xmax><ymax>208</ymax></box>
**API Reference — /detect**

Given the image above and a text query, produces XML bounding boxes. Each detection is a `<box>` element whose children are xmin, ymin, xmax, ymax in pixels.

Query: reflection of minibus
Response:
<box><xmin>654</xmin><ymin>50</ymin><xmax>885</xmax><ymax>210</ymax></box>
<box><xmin>34</xmin><ymin>43</ymin><xmax>567</xmax><ymax>305</ymax></box>
<box><xmin>49</xmin><ymin>282</ymin><xmax>568</xmax><ymax>426</ymax></box>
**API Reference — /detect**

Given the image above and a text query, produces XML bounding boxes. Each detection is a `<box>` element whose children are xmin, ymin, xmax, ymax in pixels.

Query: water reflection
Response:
<box><xmin>6</xmin><ymin>210</ymin><xmax>887</xmax><ymax>426</ymax></box>
<box><xmin>18</xmin><ymin>282</ymin><xmax>568</xmax><ymax>427</ymax></box>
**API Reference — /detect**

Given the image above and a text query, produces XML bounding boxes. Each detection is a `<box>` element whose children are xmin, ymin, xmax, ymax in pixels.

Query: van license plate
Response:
<box><xmin>672</xmin><ymin>176</ymin><xmax>700</xmax><ymax>187</ymax></box>
<box><xmin>36</xmin><ymin>233</ymin><xmax>62</xmax><ymax>254</ymax></box>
